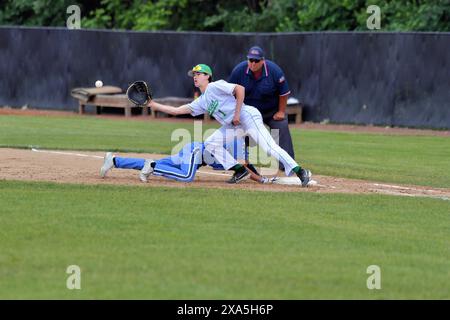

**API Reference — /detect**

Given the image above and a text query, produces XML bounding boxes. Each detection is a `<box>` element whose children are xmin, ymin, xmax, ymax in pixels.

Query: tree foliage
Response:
<box><xmin>1</xmin><ymin>0</ymin><xmax>449</xmax><ymax>32</ymax></box>
<box><xmin>0</xmin><ymin>0</ymin><xmax>74</xmax><ymax>26</ymax></box>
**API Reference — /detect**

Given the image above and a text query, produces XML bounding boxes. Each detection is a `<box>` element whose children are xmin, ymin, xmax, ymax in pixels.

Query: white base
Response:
<box><xmin>272</xmin><ymin>177</ymin><xmax>318</xmax><ymax>187</ymax></box>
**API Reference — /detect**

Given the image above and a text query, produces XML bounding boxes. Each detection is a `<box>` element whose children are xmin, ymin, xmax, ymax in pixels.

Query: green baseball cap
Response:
<box><xmin>188</xmin><ymin>64</ymin><xmax>213</xmax><ymax>77</ymax></box>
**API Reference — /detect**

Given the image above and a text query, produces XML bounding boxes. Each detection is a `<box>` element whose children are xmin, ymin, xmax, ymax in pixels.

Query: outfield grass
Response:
<box><xmin>1</xmin><ymin>114</ymin><xmax>449</xmax><ymax>188</ymax></box>
<box><xmin>0</xmin><ymin>180</ymin><xmax>449</xmax><ymax>299</ymax></box>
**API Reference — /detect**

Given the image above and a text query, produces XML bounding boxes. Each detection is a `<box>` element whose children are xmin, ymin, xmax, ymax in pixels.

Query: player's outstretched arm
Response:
<box><xmin>148</xmin><ymin>101</ymin><xmax>191</xmax><ymax>116</ymax></box>
<box><xmin>244</xmin><ymin>164</ymin><xmax>278</xmax><ymax>184</ymax></box>
<box><xmin>246</xmin><ymin>166</ymin><xmax>263</xmax><ymax>183</ymax></box>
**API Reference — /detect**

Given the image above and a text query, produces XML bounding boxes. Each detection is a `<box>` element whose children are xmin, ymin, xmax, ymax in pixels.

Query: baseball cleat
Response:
<box><xmin>100</xmin><ymin>152</ymin><xmax>114</xmax><ymax>178</ymax></box>
<box><xmin>297</xmin><ymin>168</ymin><xmax>312</xmax><ymax>187</ymax></box>
<box><xmin>227</xmin><ymin>168</ymin><xmax>250</xmax><ymax>184</ymax></box>
<box><xmin>139</xmin><ymin>159</ymin><xmax>155</xmax><ymax>183</ymax></box>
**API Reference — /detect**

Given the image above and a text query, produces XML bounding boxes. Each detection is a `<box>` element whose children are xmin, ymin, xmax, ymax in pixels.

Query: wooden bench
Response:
<box><xmin>78</xmin><ymin>94</ymin><xmax>149</xmax><ymax>117</ymax></box>
<box><xmin>286</xmin><ymin>102</ymin><xmax>303</xmax><ymax>124</ymax></box>
<box><xmin>71</xmin><ymin>86</ymin><xmax>148</xmax><ymax>117</ymax></box>
<box><xmin>72</xmin><ymin>89</ymin><xmax>191</xmax><ymax>119</ymax></box>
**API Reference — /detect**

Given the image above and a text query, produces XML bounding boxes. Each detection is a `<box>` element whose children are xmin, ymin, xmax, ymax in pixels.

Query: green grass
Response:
<box><xmin>0</xmin><ymin>180</ymin><xmax>449</xmax><ymax>299</ymax></box>
<box><xmin>295</xmin><ymin>130</ymin><xmax>450</xmax><ymax>188</ymax></box>
<box><xmin>1</xmin><ymin>114</ymin><xmax>449</xmax><ymax>188</ymax></box>
<box><xmin>0</xmin><ymin>114</ymin><xmax>219</xmax><ymax>154</ymax></box>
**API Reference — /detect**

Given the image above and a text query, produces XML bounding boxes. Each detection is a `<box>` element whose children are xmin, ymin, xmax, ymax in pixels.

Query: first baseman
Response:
<box><xmin>146</xmin><ymin>64</ymin><xmax>312</xmax><ymax>187</ymax></box>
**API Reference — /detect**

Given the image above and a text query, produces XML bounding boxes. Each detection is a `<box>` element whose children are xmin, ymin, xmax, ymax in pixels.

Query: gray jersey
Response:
<box><xmin>188</xmin><ymin>80</ymin><xmax>240</xmax><ymax>125</ymax></box>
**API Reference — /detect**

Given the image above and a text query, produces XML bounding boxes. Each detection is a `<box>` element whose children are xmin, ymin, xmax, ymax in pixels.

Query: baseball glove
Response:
<box><xmin>126</xmin><ymin>81</ymin><xmax>152</xmax><ymax>106</ymax></box>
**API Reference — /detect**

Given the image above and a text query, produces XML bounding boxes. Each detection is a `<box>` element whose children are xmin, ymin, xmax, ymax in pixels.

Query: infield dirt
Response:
<box><xmin>1</xmin><ymin>148</ymin><xmax>449</xmax><ymax>201</ymax></box>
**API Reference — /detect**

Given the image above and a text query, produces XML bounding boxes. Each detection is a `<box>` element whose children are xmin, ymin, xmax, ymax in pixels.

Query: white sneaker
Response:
<box><xmin>139</xmin><ymin>159</ymin><xmax>154</xmax><ymax>182</ymax></box>
<box><xmin>100</xmin><ymin>152</ymin><xmax>114</xmax><ymax>178</ymax></box>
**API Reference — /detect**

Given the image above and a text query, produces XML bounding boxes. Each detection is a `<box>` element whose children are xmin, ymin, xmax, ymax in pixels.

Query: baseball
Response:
<box><xmin>95</xmin><ymin>80</ymin><xmax>103</xmax><ymax>88</ymax></box>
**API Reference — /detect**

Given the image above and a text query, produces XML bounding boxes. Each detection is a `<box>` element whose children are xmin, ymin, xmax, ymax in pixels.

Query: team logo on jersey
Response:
<box><xmin>207</xmin><ymin>100</ymin><xmax>227</xmax><ymax>118</ymax></box>
<box><xmin>207</xmin><ymin>100</ymin><xmax>219</xmax><ymax>115</ymax></box>
<box><xmin>278</xmin><ymin>76</ymin><xmax>285</xmax><ymax>83</ymax></box>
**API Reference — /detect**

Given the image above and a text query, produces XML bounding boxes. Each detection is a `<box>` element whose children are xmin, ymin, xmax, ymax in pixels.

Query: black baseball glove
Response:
<box><xmin>126</xmin><ymin>81</ymin><xmax>152</xmax><ymax>106</ymax></box>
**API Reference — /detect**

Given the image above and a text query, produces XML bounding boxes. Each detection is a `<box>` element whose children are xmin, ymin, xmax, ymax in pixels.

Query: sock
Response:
<box><xmin>231</xmin><ymin>164</ymin><xmax>245</xmax><ymax>173</ymax></box>
<box><xmin>292</xmin><ymin>166</ymin><xmax>302</xmax><ymax>174</ymax></box>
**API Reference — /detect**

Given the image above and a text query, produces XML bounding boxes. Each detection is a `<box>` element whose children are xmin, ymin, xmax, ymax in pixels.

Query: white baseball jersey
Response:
<box><xmin>188</xmin><ymin>80</ymin><xmax>241</xmax><ymax>125</ymax></box>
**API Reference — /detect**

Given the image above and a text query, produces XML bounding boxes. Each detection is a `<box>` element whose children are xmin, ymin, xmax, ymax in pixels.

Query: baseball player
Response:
<box><xmin>100</xmin><ymin>139</ymin><xmax>274</xmax><ymax>184</ymax></box>
<box><xmin>146</xmin><ymin>64</ymin><xmax>312</xmax><ymax>187</ymax></box>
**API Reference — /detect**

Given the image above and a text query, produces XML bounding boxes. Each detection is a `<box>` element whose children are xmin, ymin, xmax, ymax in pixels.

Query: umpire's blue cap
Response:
<box><xmin>247</xmin><ymin>46</ymin><xmax>264</xmax><ymax>60</ymax></box>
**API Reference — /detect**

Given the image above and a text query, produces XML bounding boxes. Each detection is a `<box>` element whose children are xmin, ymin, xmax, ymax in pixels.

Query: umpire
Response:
<box><xmin>229</xmin><ymin>46</ymin><xmax>295</xmax><ymax>171</ymax></box>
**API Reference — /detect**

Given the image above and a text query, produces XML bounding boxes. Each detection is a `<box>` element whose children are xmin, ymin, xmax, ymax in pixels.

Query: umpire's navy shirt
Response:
<box><xmin>228</xmin><ymin>60</ymin><xmax>290</xmax><ymax>114</ymax></box>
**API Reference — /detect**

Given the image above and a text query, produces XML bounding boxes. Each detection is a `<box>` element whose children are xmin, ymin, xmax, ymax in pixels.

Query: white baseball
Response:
<box><xmin>95</xmin><ymin>80</ymin><xmax>103</xmax><ymax>88</ymax></box>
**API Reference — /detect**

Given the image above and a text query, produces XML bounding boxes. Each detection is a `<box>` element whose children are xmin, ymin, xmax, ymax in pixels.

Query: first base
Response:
<box><xmin>307</xmin><ymin>179</ymin><xmax>318</xmax><ymax>187</ymax></box>
<box><xmin>272</xmin><ymin>177</ymin><xmax>318</xmax><ymax>186</ymax></box>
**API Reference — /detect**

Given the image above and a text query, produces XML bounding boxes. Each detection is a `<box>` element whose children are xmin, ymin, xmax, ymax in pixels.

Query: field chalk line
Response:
<box><xmin>31</xmin><ymin>148</ymin><xmax>104</xmax><ymax>159</ymax></box>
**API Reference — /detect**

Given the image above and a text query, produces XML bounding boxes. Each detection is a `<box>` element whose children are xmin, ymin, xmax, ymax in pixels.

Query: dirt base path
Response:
<box><xmin>1</xmin><ymin>148</ymin><xmax>449</xmax><ymax>201</ymax></box>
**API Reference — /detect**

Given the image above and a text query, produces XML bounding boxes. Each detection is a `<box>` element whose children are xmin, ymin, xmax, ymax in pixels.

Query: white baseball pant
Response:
<box><xmin>204</xmin><ymin>105</ymin><xmax>298</xmax><ymax>176</ymax></box>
